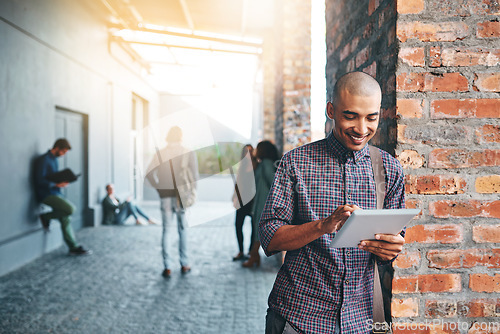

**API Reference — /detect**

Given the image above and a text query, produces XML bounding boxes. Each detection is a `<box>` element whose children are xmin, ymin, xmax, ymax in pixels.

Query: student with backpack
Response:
<box><xmin>146</xmin><ymin>126</ymin><xmax>199</xmax><ymax>278</ymax></box>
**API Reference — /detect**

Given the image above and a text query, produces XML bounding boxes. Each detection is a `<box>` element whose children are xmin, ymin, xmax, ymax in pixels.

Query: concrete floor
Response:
<box><xmin>0</xmin><ymin>202</ymin><xmax>281</xmax><ymax>334</ymax></box>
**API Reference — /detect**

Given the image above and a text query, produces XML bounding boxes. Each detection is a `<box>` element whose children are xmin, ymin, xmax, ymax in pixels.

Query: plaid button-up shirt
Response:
<box><xmin>259</xmin><ymin>132</ymin><xmax>405</xmax><ymax>334</ymax></box>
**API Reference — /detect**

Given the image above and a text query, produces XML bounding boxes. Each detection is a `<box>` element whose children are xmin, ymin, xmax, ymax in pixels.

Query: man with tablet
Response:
<box><xmin>259</xmin><ymin>72</ymin><xmax>407</xmax><ymax>334</ymax></box>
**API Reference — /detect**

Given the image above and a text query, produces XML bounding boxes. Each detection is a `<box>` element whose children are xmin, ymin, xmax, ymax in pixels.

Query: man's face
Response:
<box><xmin>106</xmin><ymin>185</ymin><xmax>114</xmax><ymax>195</ymax></box>
<box><xmin>326</xmin><ymin>89</ymin><xmax>381</xmax><ymax>151</ymax></box>
<box><xmin>54</xmin><ymin>148</ymin><xmax>69</xmax><ymax>157</ymax></box>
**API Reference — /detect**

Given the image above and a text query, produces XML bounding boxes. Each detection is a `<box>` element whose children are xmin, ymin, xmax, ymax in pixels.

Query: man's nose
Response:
<box><xmin>354</xmin><ymin>120</ymin><xmax>368</xmax><ymax>135</ymax></box>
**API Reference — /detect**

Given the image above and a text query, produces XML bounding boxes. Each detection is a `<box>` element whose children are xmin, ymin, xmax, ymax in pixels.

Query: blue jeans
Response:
<box><xmin>160</xmin><ymin>197</ymin><xmax>188</xmax><ymax>269</ymax></box>
<box><xmin>115</xmin><ymin>201</ymin><xmax>150</xmax><ymax>225</ymax></box>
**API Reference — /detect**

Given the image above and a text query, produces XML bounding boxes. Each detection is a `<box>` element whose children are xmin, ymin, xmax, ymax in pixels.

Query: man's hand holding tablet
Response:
<box><xmin>359</xmin><ymin>233</ymin><xmax>405</xmax><ymax>262</ymax></box>
<box><xmin>330</xmin><ymin>208</ymin><xmax>421</xmax><ymax>261</ymax></box>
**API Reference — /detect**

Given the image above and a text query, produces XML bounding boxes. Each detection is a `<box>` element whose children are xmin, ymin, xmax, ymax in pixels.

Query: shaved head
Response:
<box><xmin>332</xmin><ymin>72</ymin><xmax>381</xmax><ymax>106</ymax></box>
<box><xmin>326</xmin><ymin>71</ymin><xmax>382</xmax><ymax>151</ymax></box>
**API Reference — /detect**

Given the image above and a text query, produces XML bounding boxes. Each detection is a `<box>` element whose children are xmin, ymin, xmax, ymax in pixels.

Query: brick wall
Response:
<box><xmin>262</xmin><ymin>0</ymin><xmax>312</xmax><ymax>153</ymax></box>
<box><xmin>262</xmin><ymin>37</ymin><xmax>278</xmax><ymax>143</ymax></box>
<box><xmin>326</xmin><ymin>0</ymin><xmax>500</xmax><ymax>332</ymax></box>
<box><xmin>326</xmin><ymin>0</ymin><xmax>398</xmax><ymax>154</ymax></box>
<box><xmin>281</xmin><ymin>0</ymin><xmax>312</xmax><ymax>153</ymax></box>
<box><xmin>394</xmin><ymin>0</ymin><xmax>500</xmax><ymax>332</ymax></box>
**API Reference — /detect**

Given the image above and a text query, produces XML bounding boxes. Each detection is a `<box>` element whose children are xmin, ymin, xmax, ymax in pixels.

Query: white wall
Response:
<box><xmin>0</xmin><ymin>0</ymin><xmax>159</xmax><ymax>276</ymax></box>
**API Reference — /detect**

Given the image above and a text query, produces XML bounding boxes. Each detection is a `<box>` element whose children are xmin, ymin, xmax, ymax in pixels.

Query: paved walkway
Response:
<box><xmin>0</xmin><ymin>202</ymin><xmax>281</xmax><ymax>334</ymax></box>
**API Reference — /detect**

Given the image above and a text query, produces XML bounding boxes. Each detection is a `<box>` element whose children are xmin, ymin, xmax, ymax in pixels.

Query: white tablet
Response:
<box><xmin>329</xmin><ymin>209</ymin><xmax>420</xmax><ymax>248</ymax></box>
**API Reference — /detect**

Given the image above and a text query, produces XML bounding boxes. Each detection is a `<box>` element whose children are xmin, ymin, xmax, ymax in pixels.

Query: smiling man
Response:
<box><xmin>259</xmin><ymin>72</ymin><xmax>406</xmax><ymax>334</ymax></box>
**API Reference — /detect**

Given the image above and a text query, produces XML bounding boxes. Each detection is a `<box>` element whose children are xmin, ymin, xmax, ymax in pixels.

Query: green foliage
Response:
<box><xmin>196</xmin><ymin>142</ymin><xmax>246</xmax><ymax>175</ymax></box>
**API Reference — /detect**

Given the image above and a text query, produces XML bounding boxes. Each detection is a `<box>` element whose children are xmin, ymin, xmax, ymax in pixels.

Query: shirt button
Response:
<box><xmin>345</xmin><ymin>279</ymin><xmax>349</xmax><ymax>284</ymax></box>
<box><xmin>342</xmin><ymin>308</ymin><xmax>346</xmax><ymax>312</ymax></box>
<box><xmin>346</xmin><ymin>251</ymin><xmax>350</xmax><ymax>256</ymax></box>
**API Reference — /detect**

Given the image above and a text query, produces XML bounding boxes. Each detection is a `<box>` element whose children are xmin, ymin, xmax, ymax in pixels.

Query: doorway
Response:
<box><xmin>131</xmin><ymin>94</ymin><xmax>149</xmax><ymax>200</ymax></box>
<box><xmin>55</xmin><ymin>107</ymin><xmax>89</xmax><ymax>229</ymax></box>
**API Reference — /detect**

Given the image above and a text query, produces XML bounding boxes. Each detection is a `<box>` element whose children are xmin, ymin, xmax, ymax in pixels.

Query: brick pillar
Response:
<box><xmin>262</xmin><ymin>0</ymin><xmax>312</xmax><ymax>153</ymax></box>
<box><xmin>393</xmin><ymin>0</ymin><xmax>500</xmax><ymax>331</ymax></box>
<box><xmin>281</xmin><ymin>0</ymin><xmax>312</xmax><ymax>153</ymax></box>
<box><xmin>262</xmin><ymin>38</ymin><xmax>277</xmax><ymax>143</ymax></box>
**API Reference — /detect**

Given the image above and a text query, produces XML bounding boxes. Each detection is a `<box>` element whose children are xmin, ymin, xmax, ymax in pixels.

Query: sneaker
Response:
<box><xmin>181</xmin><ymin>266</ymin><xmax>191</xmax><ymax>274</ymax></box>
<box><xmin>162</xmin><ymin>269</ymin><xmax>171</xmax><ymax>278</ymax></box>
<box><xmin>69</xmin><ymin>246</ymin><xmax>91</xmax><ymax>255</ymax></box>
<box><xmin>40</xmin><ymin>215</ymin><xmax>50</xmax><ymax>231</ymax></box>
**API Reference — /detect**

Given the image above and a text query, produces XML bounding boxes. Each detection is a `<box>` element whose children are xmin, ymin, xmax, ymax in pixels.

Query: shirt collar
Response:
<box><xmin>326</xmin><ymin>131</ymin><xmax>370</xmax><ymax>164</ymax></box>
<box><xmin>47</xmin><ymin>150</ymin><xmax>56</xmax><ymax>158</ymax></box>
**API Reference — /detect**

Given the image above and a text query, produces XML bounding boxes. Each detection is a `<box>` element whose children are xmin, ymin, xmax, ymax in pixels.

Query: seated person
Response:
<box><xmin>102</xmin><ymin>184</ymin><xmax>158</xmax><ymax>225</ymax></box>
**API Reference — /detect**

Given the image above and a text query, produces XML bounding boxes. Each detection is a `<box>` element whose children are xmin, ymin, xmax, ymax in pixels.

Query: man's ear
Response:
<box><xmin>326</xmin><ymin>102</ymin><xmax>335</xmax><ymax>120</ymax></box>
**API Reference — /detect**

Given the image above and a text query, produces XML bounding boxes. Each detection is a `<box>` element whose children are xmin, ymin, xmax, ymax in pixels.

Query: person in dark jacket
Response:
<box><xmin>34</xmin><ymin>138</ymin><xmax>90</xmax><ymax>255</ymax></box>
<box><xmin>101</xmin><ymin>183</ymin><xmax>158</xmax><ymax>225</ymax></box>
<box><xmin>242</xmin><ymin>140</ymin><xmax>280</xmax><ymax>268</ymax></box>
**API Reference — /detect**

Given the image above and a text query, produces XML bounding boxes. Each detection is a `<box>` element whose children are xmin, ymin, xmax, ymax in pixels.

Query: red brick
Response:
<box><xmin>476</xmin><ymin>125</ymin><xmax>500</xmax><ymax>144</ymax></box>
<box><xmin>463</xmin><ymin>249</ymin><xmax>500</xmax><ymax>268</ymax></box>
<box><xmin>430</xmin><ymin>200</ymin><xmax>500</xmax><ymax>218</ymax></box>
<box><xmin>458</xmin><ymin>299</ymin><xmax>500</xmax><ymax>317</ymax></box>
<box><xmin>405</xmin><ymin>175</ymin><xmax>467</xmax><ymax>195</ymax></box>
<box><xmin>473</xmin><ymin>225</ymin><xmax>500</xmax><ymax>243</ymax></box>
<box><xmin>399</xmin><ymin>47</ymin><xmax>425</xmax><ymax>67</ymax></box>
<box><xmin>430</xmin><ymin>46</ymin><xmax>442</xmax><ymax>67</ymax></box>
<box><xmin>397</xmin><ymin>125</ymin><xmax>415</xmax><ymax>144</ymax></box>
<box><xmin>427</xmin><ymin>249</ymin><xmax>500</xmax><ymax>269</ymax></box>
<box><xmin>393</xmin><ymin>276</ymin><xmax>418</xmax><ymax>293</ymax></box>
<box><xmin>425</xmin><ymin>300</ymin><xmax>457</xmax><ymax>318</ymax></box>
<box><xmin>350</xmin><ymin>36</ymin><xmax>359</xmax><ymax>53</ymax></box>
<box><xmin>419</xmin><ymin>274</ymin><xmax>462</xmax><ymax>293</ymax></box>
<box><xmin>355</xmin><ymin>46</ymin><xmax>370</xmax><ymax>67</ymax></box>
<box><xmin>474</xmin><ymin>73</ymin><xmax>500</xmax><ymax>92</ymax></box>
<box><xmin>394</xmin><ymin>251</ymin><xmax>421</xmax><ymax>269</ymax></box>
<box><xmin>470</xmin><ymin>274</ymin><xmax>500</xmax><ymax>292</ymax></box>
<box><xmin>340</xmin><ymin>43</ymin><xmax>350</xmax><ymax>62</ymax></box>
<box><xmin>397</xmin><ymin>21</ymin><xmax>469</xmax><ymax>43</ymax></box>
<box><xmin>406</xmin><ymin>224</ymin><xmax>463</xmax><ymax>244</ymax></box>
<box><xmin>362</xmin><ymin>61</ymin><xmax>376</xmax><ymax>77</ymax></box>
<box><xmin>392</xmin><ymin>298</ymin><xmax>419</xmax><ymax>317</ymax></box>
<box><xmin>468</xmin><ymin>321</ymin><xmax>500</xmax><ymax>334</ymax></box>
<box><xmin>430</xmin><ymin>99</ymin><xmax>500</xmax><ymax>119</ymax></box>
<box><xmin>393</xmin><ymin>322</ymin><xmax>459</xmax><ymax>334</ymax></box>
<box><xmin>405</xmin><ymin>199</ymin><xmax>423</xmax><ymax>219</ymax></box>
<box><xmin>469</xmin><ymin>150</ymin><xmax>499</xmax><ymax>167</ymax></box>
<box><xmin>477</xmin><ymin>20</ymin><xmax>500</xmax><ymax>38</ymax></box>
<box><xmin>397</xmin><ymin>72</ymin><xmax>468</xmax><ymax>92</ymax></box>
<box><xmin>427</xmin><ymin>250</ymin><xmax>462</xmax><ymax>269</ymax></box>
<box><xmin>397</xmin><ymin>0</ymin><xmax>424</xmax><ymax>14</ymax></box>
<box><xmin>432</xmin><ymin>48</ymin><xmax>500</xmax><ymax>67</ymax></box>
<box><xmin>428</xmin><ymin>149</ymin><xmax>499</xmax><ymax>168</ymax></box>
<box><xmin>368</xmin><ymin>0</ymin><xmax>380</xmax><ymax>16</ymax></box>
<box><xmin>397</xmin><ymin>99</ymin><xmax>423</xmax><ymax>118</ymax></box>
<box><xmin>397</xmin><ymin>150</ymin><xmax>425</xmax><ymax>169</ymax></box>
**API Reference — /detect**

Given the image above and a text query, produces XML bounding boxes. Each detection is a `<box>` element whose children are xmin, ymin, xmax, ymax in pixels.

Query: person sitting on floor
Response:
<box><xmin>101</xmin><ymin>183</ymin><xmax>158</xmax><ymax>226</ymax></box>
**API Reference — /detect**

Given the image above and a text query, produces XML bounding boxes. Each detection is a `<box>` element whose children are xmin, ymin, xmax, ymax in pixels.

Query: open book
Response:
<box><xmin>46</xmin><ymin>168</ymin><xmax>81</xmax><ymax>183</ymax></box>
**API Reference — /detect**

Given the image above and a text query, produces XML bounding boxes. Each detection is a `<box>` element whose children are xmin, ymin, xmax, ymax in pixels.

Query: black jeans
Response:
<box><xmin>235</xmin><ymin>200</ymin><xmax>254</xmax><ymax>253</ymax></box>
<box><xmin>265</xmin><ymin>309</ymin><xmax>300</xmax><ymax>334</ymax></box>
